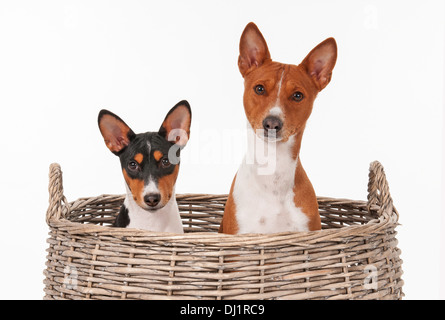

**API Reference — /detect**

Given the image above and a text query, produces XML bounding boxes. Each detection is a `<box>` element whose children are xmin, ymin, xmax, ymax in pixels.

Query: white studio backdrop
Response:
<box><xmin>0</xmin><ymin>0</ymin><xmax>443</xmax><ymax>299</ymax></box>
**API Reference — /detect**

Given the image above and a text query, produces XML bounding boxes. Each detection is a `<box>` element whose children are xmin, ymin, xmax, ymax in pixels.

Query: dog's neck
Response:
<box><xmin>243</xmin><ymin>122</ymin><xmax>302</xmax><ymax>178</ymax></box>
<box><xmin>124</xmin><ymin>185</ymin><xmax>183</xmax><ymax>233</ymax></box>
<box><xmin>231</xmin><ymin>124</ymin><xmax>310</xmax><ymax>234</ymax></box>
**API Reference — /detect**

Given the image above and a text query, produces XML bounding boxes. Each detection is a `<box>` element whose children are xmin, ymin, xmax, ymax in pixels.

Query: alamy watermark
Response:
<box><xmin>63</xmin><ymin>265</ymin><xmax>78</xmax><ymax>290</ymax></box>
<box><xmin>363</xmin><ymin>4</ymin><xmax>379</xmax><ymax>30</ymax></box>
<box><xmin>364</xmin><ymin>264</ymin><xmax>378</xmax><ymax>290</ymax></box>
<box><xmin>166</xmin><ymin>124</ymin><xmax>280</xmax><ymax>176</ymax></box>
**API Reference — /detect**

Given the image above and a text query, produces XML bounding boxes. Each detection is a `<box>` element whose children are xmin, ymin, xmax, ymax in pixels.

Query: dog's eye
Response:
<box><xmin>128</xmin><ymin>161</ymin><xmax>139</xmax><ymax>171</ymax></box>
<box><xmin>292</xmin><ymin>91</ymin><xmax>304</xmax><ymax>102</ymax></box>
<box><xmin>161</xmin><ymin>157</ymin><xmax>171</xmax><ymax>168</ymax></box>
<box><xmin>254</xmin><ymin>85</ymin><xmax>265</xmax><ymax>95</ymax></box>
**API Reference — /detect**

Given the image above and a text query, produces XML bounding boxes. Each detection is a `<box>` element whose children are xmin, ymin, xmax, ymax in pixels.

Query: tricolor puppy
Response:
<box><xmin>98</xmin><ymin>101</ymin><xmax>191</xmax><ymax>233</ymax></box>
<box><xmin>219</xmin><ymin>23</ymin><xmax>337</xmax><ymax>234</ymax></box>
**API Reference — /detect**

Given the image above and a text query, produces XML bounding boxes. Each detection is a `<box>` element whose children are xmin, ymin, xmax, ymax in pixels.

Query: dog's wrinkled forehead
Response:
<box><xmin>118</xmin><ymin>132</ymin><xmax>175</xmax><ymax>166</ymax></box>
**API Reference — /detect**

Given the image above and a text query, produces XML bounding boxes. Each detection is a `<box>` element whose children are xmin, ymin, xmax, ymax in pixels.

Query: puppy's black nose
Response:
<box><xmin>263</xmin><ymin>116</ymin><xmax>283</xmax><ymax>134</ymax></box>
<box><xmin>144</xmin><ymin>194</ymin><xmax>160</xmax><ymax>207</ymax></box>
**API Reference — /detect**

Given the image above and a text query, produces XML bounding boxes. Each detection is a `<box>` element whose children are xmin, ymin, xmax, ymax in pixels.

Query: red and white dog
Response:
<box><xmin>219</xmin><ymin>23</ymin><xmax>337</xmax><ymax>234</ymax></box>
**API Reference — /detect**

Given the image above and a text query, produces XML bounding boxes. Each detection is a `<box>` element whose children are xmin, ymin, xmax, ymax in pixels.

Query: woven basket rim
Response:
<box><xmin>46</xmin><ymin>161</ymin><xmax>399</xmax><ymax>246</ymax></box>
<box><xmin>45</xmin><ymin>161</ymin><xmax>404</xmax><ymax>300</ymax></box>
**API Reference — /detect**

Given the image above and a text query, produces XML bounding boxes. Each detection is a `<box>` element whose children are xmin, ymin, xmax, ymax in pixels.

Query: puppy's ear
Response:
<box><xmin>238</xmin><ymin>22</ymin><xmax>271</xmax><ymax>77</ymax></box>
<box><xmin>158</xmin><ymin>100</ymin><xmax>191</xmax><ymax>147</ymax></box>
<box><xmin>300</xmin><ymin>37</ymin><xmax>337</xmax><ymax>91</ymax></box>
<box><xmin>98</xmin><ymin>110</ymin><xmax>135</xmax><ymax>155</ymax></box>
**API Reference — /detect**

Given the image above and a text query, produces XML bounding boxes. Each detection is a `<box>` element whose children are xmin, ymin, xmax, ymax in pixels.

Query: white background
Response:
<box><xmin>0</xmin><ymin>0</ymin><xmax>443</xmax><ymax>300</ymax></box>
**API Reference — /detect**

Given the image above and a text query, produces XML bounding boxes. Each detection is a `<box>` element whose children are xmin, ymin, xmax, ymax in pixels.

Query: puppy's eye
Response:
<box><xmin>161</xmin><ymin>157</ymin><xmax>171</xmax><ymax>168</ymax></box>
<box><xmin>292</xmin><ymin>91</ymin><xmax>304</xmax><ymax>102</ymax></box>
<box><xmin>128</xmin><ymin>161</ymin><xmax>139</xmax><ymax>171</ymax></box>
<box><xmin>254</xmin><ymin>85</ymin><xmax>265</xmax><ymax>95</ymax></box>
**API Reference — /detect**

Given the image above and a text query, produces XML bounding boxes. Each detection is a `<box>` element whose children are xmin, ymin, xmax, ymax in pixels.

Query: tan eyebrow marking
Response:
<box><xmin>134</xmin><ymin>153</ymin><xmax>143</xmax><ymax>164</ymax></box>
<box><xmin>153</xmin><ymin>150</ymin><xmax>163</xmax><ymax>161</ymax></box>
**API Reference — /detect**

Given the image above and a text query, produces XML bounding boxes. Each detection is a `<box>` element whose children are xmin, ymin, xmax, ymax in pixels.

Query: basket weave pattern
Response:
<box><xmin>44</xmin><ymin>161</ymin><xmax>403</xmax><ymax>300</ymax></box>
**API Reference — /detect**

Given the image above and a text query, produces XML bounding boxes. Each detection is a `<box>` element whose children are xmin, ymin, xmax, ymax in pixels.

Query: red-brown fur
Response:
<box><xmin>218</xmin><ymin>174</ymin><xmax>239</xmax><ymax>234</ymax></box>
<box><xmin>153</xmin><ymin>150</ymin><xmax>163</xmax><ymax>162</ymax></box>
<box><xmin>134</xmin><ymin>153</ymin><xmax>143</xmax><ymax>164</ymax></box>
<box><xmin>157</xmin><ymin>165</ymin><xmax>179</xmax><ymax>207</ymax></box>
<box><xmin>242</xmin><ymin>62</ymin><xmax>319</xmax><ymax>143</ymax></box>
<box><xmin>220</xmin><ymin>22</ymin><xmax>336</xmax><ymax>234</ymax></box>
<box><xmin>122</xmin><ymin>168</ymin><xmax>145</xmax><ymax>207</ymax></box>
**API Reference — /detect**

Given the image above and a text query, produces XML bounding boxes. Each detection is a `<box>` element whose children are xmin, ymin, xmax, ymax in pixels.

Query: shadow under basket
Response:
<box><xmin>44</xmin><ymin>161</ymin><xmax>403</xmax><ymax>300</ymax></box>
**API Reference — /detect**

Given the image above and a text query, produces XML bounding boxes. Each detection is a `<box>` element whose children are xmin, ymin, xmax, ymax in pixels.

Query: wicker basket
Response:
<box><xmin>43</xmin><ymin>161</ymin><xmax>403</xmax><ymax>300</ymax></box>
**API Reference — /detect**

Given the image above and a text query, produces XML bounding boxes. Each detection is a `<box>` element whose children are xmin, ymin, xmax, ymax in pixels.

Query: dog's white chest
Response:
<box><xmin>233</xmin><ymin>133</ymin><xmax>309</xmax><ymax>234</ymax></box>
<box><xmin>125</xmin><ymin>192</ymin><xmax>184</xmax><ymax>233</ymax></box>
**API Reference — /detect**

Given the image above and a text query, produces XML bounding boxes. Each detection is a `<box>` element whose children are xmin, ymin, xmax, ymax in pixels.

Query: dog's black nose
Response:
<box><xmin>263</xmin><ymin>116</ymin><xmax>283</xmax><ymax>134</ymax></box>
<box><xmin>144</xmin><ymin>194</ymin><xmax>160</xmax><ymax>207</ymax></box>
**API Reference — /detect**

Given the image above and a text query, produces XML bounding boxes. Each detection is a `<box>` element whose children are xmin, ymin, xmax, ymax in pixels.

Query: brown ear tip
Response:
<box><xmin>243</xmin><ymin>22</ymin><xmax>263</xmax><ymax>37</ymax></box>
<box><xmin>245</xmin><ymin>22</ymin><xmax>258</xmax><ymax>29</ymax></box>
<box><xmin>324</xmin><ymin>37</ymin><xmax>338</xmax><ymax>50</ymax></box>
<box><xmin>240</xmin><ymin>22</ymin><xmax>262</xmax><ymax>41</ymax></box>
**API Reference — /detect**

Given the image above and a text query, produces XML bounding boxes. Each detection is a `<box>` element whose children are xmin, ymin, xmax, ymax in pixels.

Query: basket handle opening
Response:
<box><xmin>46</xmin><ymin>163</ymin><xmax>69</xmax><ymax>224</ymax></box>
<box><xmin>367</xmin><ymin>161</ymin><xmax>398</xmax><ymax>219</ymax></box>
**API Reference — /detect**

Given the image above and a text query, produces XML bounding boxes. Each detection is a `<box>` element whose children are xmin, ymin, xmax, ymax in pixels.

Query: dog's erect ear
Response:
<box><xmin>158</xmin><ymin>100</ymin><xmax>192</xmax><ymax>147</ymax></box>
<box><xmin>301</xmin><ymin>38</ymin><xmax>337</xmax><ymax>91</ymax></box>
<box><xmin>98</xmin><ymin>110</ymin><xmax>136</xmax><ymax>155</ymax></box>
<box><xmin>238</xmin><ymin>22</ymin><xmax>271</xmax><ymax>77</ymax></box>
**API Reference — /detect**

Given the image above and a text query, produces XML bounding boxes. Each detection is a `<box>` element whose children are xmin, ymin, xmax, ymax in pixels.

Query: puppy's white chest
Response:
<box><xmin>125</xmin><ymin>194</ymin><xmax>184</xmax><ymax>233</ymax></box>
